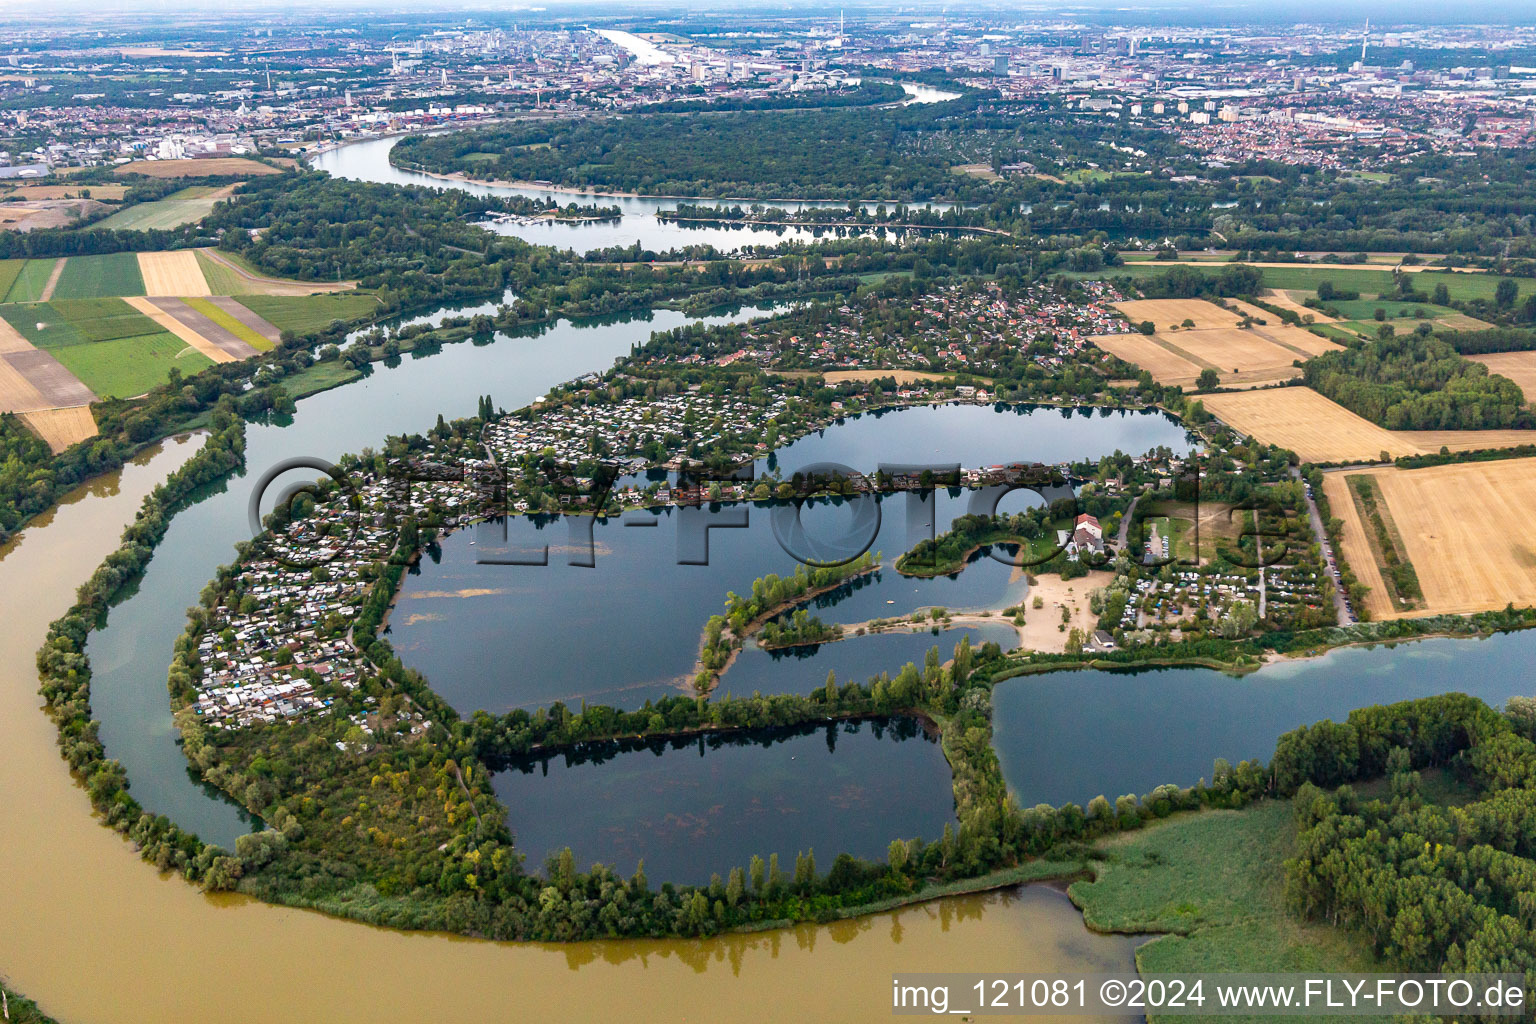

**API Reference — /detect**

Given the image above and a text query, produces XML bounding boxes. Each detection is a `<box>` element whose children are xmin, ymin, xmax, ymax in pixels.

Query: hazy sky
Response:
<box><xmin>2</xmin><ymin>0</ymin><xmax>1533</xmax><ymax>26</ymax></box>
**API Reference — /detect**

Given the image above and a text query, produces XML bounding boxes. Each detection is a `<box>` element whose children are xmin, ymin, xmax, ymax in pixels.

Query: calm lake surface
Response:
<box><xmin>495</xmin><ymin>718</ymin><xmax>955</xmax><ymax>883</ymax></box>
<box><xmin>993</xmin><ymin>633</ymin><xmax>1536</xmax><ymax>808</ymax></box>
<box><xmin>391</xmin><ymin>404</ymin><xmax>1192</xmax><ymax>714</ymax></box>
<box><xmin>84</xmin><ymin>302</ymin><xmax>785</xmax><ymax>848</ymax></box>
<box><xmin>0</xmin><ymin>401</ymin><xmax>1131</xmax><ymax>1024</ymax></box>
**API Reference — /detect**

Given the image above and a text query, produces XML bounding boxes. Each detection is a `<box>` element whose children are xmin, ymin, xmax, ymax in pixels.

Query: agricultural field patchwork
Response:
<box><xmin>3</xmin><ymin>258</ymin><xmax>60</xmax><ymax>303</ymax></box>
<box><xmin>1093</xmin><ymin>298</ymin><xmax>1338</xmax><ymax>388</ymax></box>
<box><xmin>50</xmin><ymin>330</ymin><xmax>212</xmax><ymax>398</ymax></box>
<box><xmin>181</xmin><ymin>297</ymin><xmax>275</xmax><ymax>350</ymax></box>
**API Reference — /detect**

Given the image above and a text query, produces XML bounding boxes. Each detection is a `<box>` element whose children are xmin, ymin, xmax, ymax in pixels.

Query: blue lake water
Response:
<box><xmin>992</xmin><ymin>632</ymin><xmax>1536</xmax><ymax>808</ymax></box>
<box><xmin>84</xmin><ymin>302</ymin><xmax>785</xmax><ymax>848</ymax></box>
<box><xmin>492</xmin><ymin>717</ymin><xmax>955</xmax><ymax>884</ymax></box>
<box><xmin>390</xmin><ymin>404</ymin><xmax>1192</xmax><ymax>714</ymax></box>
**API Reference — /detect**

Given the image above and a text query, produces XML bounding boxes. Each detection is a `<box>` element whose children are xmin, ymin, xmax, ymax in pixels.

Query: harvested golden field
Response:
<box><xmin>1091</xmin><ymin>331</ymin><xmax>1205</xmax><ymax>383</ymax></box>
<box><xmin>1320</xmin><ymin>472</ymin><xmax>1400</xmax><ymax>620</ymax></box>
<box><xmin>1469</xmin><ymin>352</ymin><xmax>1536</xmax><ymax>405</ymax></box>
<box><xmin>137</xmin><ymin>251</ymin><xmax>210</xmax><ymax>297</ymax></box>
<box><xmin>1263</xmin><ymin>289</ymin><xmax>1336</xmax><ymax>322</ymax></box>
<box><xmin>0</xmin><ymin>184</ymin><xmax>129</xmax><ymax>201</ymax></box>
<box><xmin>1206</xmin><ymin>388</ymin><xmax>1427</xmax><ymax>462</ymax></box>
<box><xmin>1400</xmin><ymin>428</ymin><xmax>1536</xmax><ymax>454</ymax></box>
<box><xmin>1247</xmin><ymin>323</ymin><xmax>1341</xmax><ymax>358</ymax></box>
<box><xmin>0</xmin><ymin>354</ymin><xmax>50</xmax><ymax>412</ymax></box>
<box><xmin>0</xmin><ymin>317</ymin><xmax>32</xmax><ymax>354</ymax></box>
<box><xmin>1205</xmin><ymin>387</ymin><xmax>1536</xmax><ymax>462</ymax></box>
<box><xmin>1165</xmin><ymin>326</ymin><xmax>1331</xmax><ymax>377</ymax></box>
<box><xmin>19</xmin><ymin>406</ymin><xmax>97</xmax><ymax>452</ymax></box>
<box><xmin>1113</xmin><ymin>298</ymin><xmax>1253</xmax><ymax>330</ymax></box>
<box><xmin>1093</xmin><ymin>317</ymin><xmax>1335</xmax><ymax>389</ymax></box>
<box><xmin>114</xmin><ymin>157</ymin><xmax>282</xmax><ymax>179</ymax></box>
<box><xmin>1327</xmin><ymin>459</ymin><xmax>1536</xmax><ymax>616</ymax></box>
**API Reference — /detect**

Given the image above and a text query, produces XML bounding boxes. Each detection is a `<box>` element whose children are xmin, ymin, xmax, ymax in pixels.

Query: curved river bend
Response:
<box><xmin>0</xmin><ymin>326</ymin><xmax>1143</xmax><ymax>1024</ymax></box>
<box><xmin>1</xmin><ymin>131</ymin><xmax>1532</xmax><ymax>1023</ymax></box>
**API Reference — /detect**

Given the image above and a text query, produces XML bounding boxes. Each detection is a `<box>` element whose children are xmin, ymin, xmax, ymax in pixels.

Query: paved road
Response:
<box><xmin>1294</xmin><ymin>468</ymin><xmax>1355</xmax><ymax>625</ymax></box>
<box><xmin>1115</xmin><ymin>494</ymin><xmax>1140</xmax><ymax>552</ymax></box>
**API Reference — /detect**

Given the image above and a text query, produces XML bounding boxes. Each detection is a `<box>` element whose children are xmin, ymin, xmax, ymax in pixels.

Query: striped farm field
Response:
<box><xmin>182</xmin><ymin>296</ymin><xmax>272</xmax><ymax>350</ymax></box>
<box><xmin>137</xmin><ymin>250</ymin><xmax>210</xmax><ymax>296</ymax></box>
<box><xmin>1325</xmin><ymin>458</ymin><xmax>1536</xmax><ymax>617</ymax></box>
<box><xmin>122</xmin><ymin>296</ymin><xmax>236</xmax><ymax>363</ymax></box>
<box><xmin>0</xmin><ymin>298</ymin><xmax>169</xmax><ymax>349</ymax></box>
<box><xmin>1092</xmin><ymin>331</ymin><xmax>1204</xmax><ymax>383</ymax></box>
<box><xmin>50</xmin><ymin>253</ymin><xmax>146</xmax><ymax>299</ymax></box>
<box><xmin>4</xmin><ymin>259</ymin><xmax>59</xmax><ymax>303</ymax></box>
<box><xmin>0</xmin><ymin>352</ymin><xmax>51</xmax><ymax>412</ymax></box>
<box><xmin>50</xmin><ymin>331</ymin><xmax>212</xmax><ymax>399</ymax></box>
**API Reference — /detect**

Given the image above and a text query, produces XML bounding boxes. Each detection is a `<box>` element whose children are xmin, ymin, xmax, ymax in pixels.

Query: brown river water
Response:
<box><xmin>0</xmin><ymin>435</ymin><xmax>1139</xmax><ymax>1023</ymax></box>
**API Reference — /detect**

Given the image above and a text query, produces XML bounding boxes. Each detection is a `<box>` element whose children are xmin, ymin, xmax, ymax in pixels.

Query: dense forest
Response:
<box><xmin>390</xmin><ymin>94</ymin><xmax>1182</xmax><ymax>203</ymax></box>
<box><xmin>642</xmin><ymin>80</ymin><xmax>904</xmax><ymax>112</ymax></box>
<box><xmin>392</xmin><ymin>100</ymin><xmax>987</xmax><ymax>200</ymax></box>
<box><xmin>1302</xmin><ymin>334</ymin><xmax>1534</xmax><ymax>431</ymax></box>
<box><xmin>200</xmin><ymin>174</ymin><xmax>518</xmax><ymax>308</ymax></box>
<box><xmin>1286</xmin><ymin>694</ymin><xmax>1536</xmax><ymax>982</ymax></box>
<box><xmin>390</xmin><ymin>96</ymin><xmax>1536</xmax><ymax>256</ymax></box>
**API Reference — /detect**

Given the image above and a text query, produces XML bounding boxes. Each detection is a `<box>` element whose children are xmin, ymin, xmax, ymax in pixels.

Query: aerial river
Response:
<box><xmin>0</xmin><ymin>450</ymin><xmax>1138</xmax><ymax>1020</ymax></box>
<box><xmin>309</xmin><ymin>113</ymin><xmax>971</xmax><ymax>256</ymax></box>
<box><xmin>0</xmin><ymin>131</ymin><xmax>1531</xmax><ymax>1022</ymax></box>
<box><xmin>0</xmin><ymin>307</ymin><xmax>1146</xmax><ymax>1024</ymax></box>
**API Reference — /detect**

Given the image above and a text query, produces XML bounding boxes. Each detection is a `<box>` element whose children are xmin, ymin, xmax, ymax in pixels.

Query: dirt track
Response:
<box><xmin>196</xmin><ymin>247</ymin><xmax>356</xmax><ymax>295</ymax></box>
